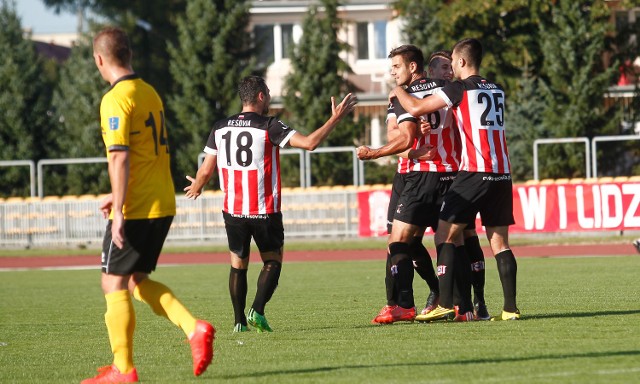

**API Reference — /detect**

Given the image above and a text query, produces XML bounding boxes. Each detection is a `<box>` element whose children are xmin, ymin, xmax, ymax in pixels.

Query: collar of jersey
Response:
<box><xmin>108</xmin><ymin>73</ymin><xmax>140</xmax><ymax>91</ymax></box>
<box><xmin>408</xmin><ymin>76</ymin><xmax>427</xmax><ymax>87</ymax></box>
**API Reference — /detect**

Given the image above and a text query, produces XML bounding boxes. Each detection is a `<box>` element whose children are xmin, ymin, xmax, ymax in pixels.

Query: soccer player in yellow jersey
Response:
<box><xmin>82</xmin><ymin>27</ymin><xmax>214</xmax><ymax>383</ymax></box>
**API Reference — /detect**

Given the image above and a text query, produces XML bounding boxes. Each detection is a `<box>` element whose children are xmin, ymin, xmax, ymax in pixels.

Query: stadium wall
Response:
<box><xmin>1</xmin><ymin>178</ymin><xmax>639</xmax><ymax>248</ymax></box>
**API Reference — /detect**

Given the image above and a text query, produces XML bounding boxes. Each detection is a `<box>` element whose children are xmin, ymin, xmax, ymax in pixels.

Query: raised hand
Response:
<box><xmin>332</xmin><ymin>93</ymin><xmax>358</xmax><ymax>119</ymax></box>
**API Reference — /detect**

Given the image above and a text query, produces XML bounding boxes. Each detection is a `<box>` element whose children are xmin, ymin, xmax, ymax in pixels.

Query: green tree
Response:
<box><xmin>167</xmin><ymin>0</ymin><xmax>255</xmax><ymax>188</ymax></box>
<box><xmin>393</xmin><ymin>0</ymin><xmax>443</xmax><ymax>55</ymax></box>
<box><xmin>395</xmin><ymin>0</ymin><xmax>631</xmax><ymax>180</ymax></box>
<box><xmin>0</xmin><ymin>0</ymin><xmax>54</xmax><ymax>197</ymax></box>
<box><xmin>604</xmin><ymin>1</ymin><xmax>640</xmax><ymax>177</ymax></box>
<box><xmin>43</xmin><ymin>0</ymin><xmax>186</xmax><ymax>100</ymax></box>
<box><xmin>283</xmin><ymin>0</ymin><xmax>364</xmax><ymax>186</ymax></box>
<box><xmin>395</xmin><ymin>0</ymin><xmax>543</xmax><ymax>94</ymax></box>
<box><xmin>507</xmin><ymin>69</ymin><xmax>547</xmax><ymax>181</ymax></box>
<box><xmin>537</xmin><ymin>1</ymin><xmax>618</xmax><ymax>179</ymax></box>
<box><xmin>46</xmin><ymin>32</ymin><xmax>110</xmax><ymax>196</ymax></box>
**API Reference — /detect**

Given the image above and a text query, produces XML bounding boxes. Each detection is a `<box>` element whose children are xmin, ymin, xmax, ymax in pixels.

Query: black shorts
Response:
<box><xmin>393</xmin><ymin>171</ymin><xmax>456</xmax><ymax>230</ymax></box>
<box><xmin>101</xmin><ymin>216</ymin><xmax>173</xmax><ymax>275</ymax></box>
<box><xmin>440</xmin><ymin>171</ymin><xmax>515</xmax><ymax>227</ymax></box>
<box><xmin>386</xmin><ymin>172</ymin><xmax>408</xmax><ymax>234</ymax></box>
<box><xmin>223</xmin><ymin>211</ymin><xmax>284</xmax><ymax>258</ymax></box>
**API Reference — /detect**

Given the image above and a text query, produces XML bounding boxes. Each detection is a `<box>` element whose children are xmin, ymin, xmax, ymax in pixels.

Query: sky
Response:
<box><xmin>16</xmin><ymin>0</ymin><xmax>78</xmax><ymax>34</ymax></box>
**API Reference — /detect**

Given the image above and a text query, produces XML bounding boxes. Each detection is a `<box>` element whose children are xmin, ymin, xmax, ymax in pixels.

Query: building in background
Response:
<box><xmin>23</xmin><ymin>1</ymin><xmax>640</xmax><ymax>144</ymax></box>
<box><xmin>251</xmin><ymin>0</ymin><xmax>401</xmax><ymax>149</ymax></box>
<box><xmin>251</xmin><ymin>0</ymin><xmax>399</xmax><ymax>97</ymax></box>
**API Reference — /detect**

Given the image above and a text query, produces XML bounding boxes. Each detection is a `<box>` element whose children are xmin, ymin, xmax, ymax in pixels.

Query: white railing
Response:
<box><xmin>533</xmin><ymin>135</ymin><xmax>640</xmax><ymax>180</ymax></box>
<box><xmin>37</xmin><ymin>157</ymin><xmax>107</xmax><ymax>198</ymax></box>
<box><xmin>1</xmin><ymin>137</ymin><xmax>638</xmax><ymax>197</ymax></box>
<box><xmin>0</xmin><ymin>189</ymin><xmax>360</xmax><ymax>248</ymax></box>
<box><xmin>533</xmin><ymin>137</ymin><xmax>591</xmax><ymax>180</ymax></box>
<box><xmin>591</xmin><ymin>135</ymin><xmax>640</xmax><ymax>178</ymax></box>
<box><xmin>0</xmin><ymin>160</ymin><xmax>36</xmax><ymax>198</ymax></box>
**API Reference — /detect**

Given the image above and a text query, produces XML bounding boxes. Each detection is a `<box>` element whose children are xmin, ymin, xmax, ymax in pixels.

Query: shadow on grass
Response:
<box><xmin>219</xmin><ymin>349</ymin><xmax>640</xmax><ymax>380</ymax></box>
<box><xmin>523</xmin><ymin>309</ymin><xmax>640</xmax><ymax>320</ymax></box>
<box><xmin>297</xmin><ymin>309</ymin><xmax>640</xmax><ymax>332</ymax></box>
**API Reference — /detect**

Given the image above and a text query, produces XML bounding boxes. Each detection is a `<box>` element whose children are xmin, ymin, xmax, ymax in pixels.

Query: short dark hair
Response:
<box><xmin>428</xmin><ymin>50</ymin><xmax>452</xmax><ymax>70</ymax></box>
<box><xmin>238</xmin><ymin>76</ymin><xmax>268</xmax><ymax>105</ymax></box>
<box><xmin>452</xmin><ymin>38</ymin><xmax>483</xmax><ymax>68</ymax></box>
<box><xmin>93</xmin><ymin>27</ymin><xmax>132</xmax><ymax>67</ymax></box>
<box><xmin>388</xmin><ymin>44</ymin><xmax>424</xmax><ymax>74</ymax></box>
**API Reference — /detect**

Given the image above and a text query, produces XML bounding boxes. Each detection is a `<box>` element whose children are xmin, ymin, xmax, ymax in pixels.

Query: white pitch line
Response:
<box><xmin>0</xmin><ymin>265</ymin><xmax>98</xmax><ymax>272</ymax></box>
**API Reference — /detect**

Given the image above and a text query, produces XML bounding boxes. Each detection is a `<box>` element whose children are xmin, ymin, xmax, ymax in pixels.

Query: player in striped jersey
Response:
<box><xmin>368</xmin><ymin>46</ymin><xmax>442</xmax><ymax>324</ymax></box>
<box><xmin>417</xmin><ymin>52</ymin><xmax>490</xmax><ymax>322</ymax></box>
<box><xmin>359</xmin><ymin>45</ymin><xmax>470</xmax><ymax>323</ymax></box>
<box><xmin>394</xmin><ymin>38</ymin><xmax>519</xmax><ymax>322</ymax></box>
<box><xmin>185</xmin><ymin>76</ymin><xmax>357</xmax><ymax>332</ymax></box>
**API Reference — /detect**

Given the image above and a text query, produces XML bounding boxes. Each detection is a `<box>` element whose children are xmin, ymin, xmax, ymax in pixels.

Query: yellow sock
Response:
<box><xmin>104</xmin><ymin>290</ymin><xmax>135</xmax><ymax>374</ymax></box>
<box><xmin>133</xmin><ymin>279</ymin><xmax>197</xmax><ymax>337</ymax></box>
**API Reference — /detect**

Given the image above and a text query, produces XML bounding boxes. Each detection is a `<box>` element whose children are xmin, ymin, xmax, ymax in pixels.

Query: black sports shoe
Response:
<box><xmin>633</xmin><ymin>239</ymin><xmax>640</xmax><ymax>254</ymax></box>
<box><xmin>473</xmin><ymin>301</ymin><xmax>491</xmax><ymax>321</ymax></box>
<box><xmin>420</xmin><ymin>291</ymin><xmax>439</xmax><ymax>315</ymax></box>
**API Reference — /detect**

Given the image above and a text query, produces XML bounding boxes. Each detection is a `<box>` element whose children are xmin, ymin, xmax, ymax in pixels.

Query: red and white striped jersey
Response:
<box><xmin>204</xmin><ymin>112</ymin><xmax>296</xmax><ymax>215</ymax></box>
<box><xmin>392</xmin><ymin>78</ymin><xmax>460</xmax><ymax>173</ymax></box>
<box><xmin>436</xmin><ymin>75</ymin><xmax>511</xmax><ymax>174</ymax></box>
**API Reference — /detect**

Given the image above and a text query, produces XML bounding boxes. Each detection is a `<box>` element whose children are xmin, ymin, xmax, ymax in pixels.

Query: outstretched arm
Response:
<box><xmin>288</xmin><ymin>93</ymin><xmax>358</xmax><ymax>150</ymax></box>
<box><xmin>184</xmin><ymin>154</ymin><xmax>217</xmax><ymax>200</ymax></box>
<box><xmin>394</xmin><ymin>85</ymin><xmax>447</xmax><ymax>117</ymax></box>
<box><xmin>357</xmin><ymin>120</ymin><xmax>418</xmax><ymax>160</ymax></box>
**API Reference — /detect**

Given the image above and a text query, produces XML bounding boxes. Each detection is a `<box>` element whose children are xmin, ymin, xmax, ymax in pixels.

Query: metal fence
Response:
<box><xmin>533</xmin><ymin>135</ymin><xmax>640</xmax><ymax>180</ymax></box>
<box><xmin>0</xmin><ymin>187</ymin><xmax>361</xmax><ymax>248</ymax></box>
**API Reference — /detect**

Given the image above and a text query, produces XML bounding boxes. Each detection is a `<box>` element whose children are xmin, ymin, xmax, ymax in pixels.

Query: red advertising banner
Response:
<box><xmin>358</xmin><ymin>181</ymin><xmax>640</xmax><ymax>237</ymax></box>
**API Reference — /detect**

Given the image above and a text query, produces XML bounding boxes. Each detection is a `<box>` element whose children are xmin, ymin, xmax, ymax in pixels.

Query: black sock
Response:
<box><xmin>251</xmin><ymin>260</ymin><xmax>282</xmax><ymax>315</ymax></box>
<box><xmin>384</xmin><ymin>252</ymin><xmax>396</xmax><ymax>306</ymax></box>
<box><xmin>436</xmin><ymin>243</ymin><xmax>456</xmax><ymax>309</ymax></box>
<box><xmin>465</xmin><ymin>236</ymin><xmax>486</xmax><ymax>305</ymax></box>
<box><xmin>452</xmin><ymin>275</ymin><xmax>460</xmax><ymax>307</ymax></box>
<box><xmin>454</xmin><ymin>245</ymin><xmax>473</xmax><ymax>314</ymax></box>
<box><xmin>410</xmin><ymin>236</ymin><xmax>439</xmax><ymax>294</ymax></box>
<box><xmin>389</xmin><ymin>242</ymin><xmax>414</xmax><ymax>309</ymax></box>
<box><xmin>495</xmin><ymin>249</ymin><xmax>518</xmax><ymax>312</ymax></box>
<box><xmin>229</xmin><ymin>267</ymin><xmax>248</xmax><ymax>325</ymax></box>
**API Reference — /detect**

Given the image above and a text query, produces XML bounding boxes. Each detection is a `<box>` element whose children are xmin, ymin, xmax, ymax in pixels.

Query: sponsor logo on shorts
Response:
<box><xmin>437</xmin><ymin>265</ymin><xmax>446</xmax><ymax>276</ymax></box>
<box><xmin>230</xmin><ymin>213</ymin><xmax>268</xmax><ymax>219</ymax></box>
<box><xmin>396</xmin><ymin>204</ymin><xmax>404</xmax><ymax>214</ymax></box>
<box><xmin>482</xmin><ymin>174</ymin><xmax>511</xmax><ymax>181</ymax></box>
<box><xmin>390</xmin><ymin>264</ymin><xmax>398</xmax><ymax>276</ymax></box>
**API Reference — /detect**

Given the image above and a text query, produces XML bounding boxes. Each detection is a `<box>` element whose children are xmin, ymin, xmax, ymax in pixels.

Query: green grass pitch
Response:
<box><xmin>1</xmin><ymin>256</ymin><xmax>639</xmax><ymax>383</ymax></box>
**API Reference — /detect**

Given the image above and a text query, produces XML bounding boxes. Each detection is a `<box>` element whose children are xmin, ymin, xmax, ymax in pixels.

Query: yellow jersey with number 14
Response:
<box><xmin>100</xmin><ymin>74</ymin><xmax>176</xmax><ymax>220</ymax></box>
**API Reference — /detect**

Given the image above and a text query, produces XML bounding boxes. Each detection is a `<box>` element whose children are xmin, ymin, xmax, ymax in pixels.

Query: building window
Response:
<box><xmin>254</xmin><ymin>24</ymin><xmax>274</xmax><ymax>66</ymax></box>
<box><xmin>281</xmin><ymin>24</ymin><xmax>294</xmax><ymax>59</ymax></box>
<box><xmin>356</xmin><ymin>20</ymin><xmax>387</xmax><ymax>60</ymax></box>
<box><xmin>373</xmin><ymin>20</ymin><xmax>387</xmax><ymax>59</ymax></box>
<box><xmin>357</xmin><ymin>22</ymin><xmax>368</xmax><ymax>59</ymax></box>
<box><xmin>255</xmin><ymin>23</ymin><xmax>296</xmax><ymax>65</ymax></box>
